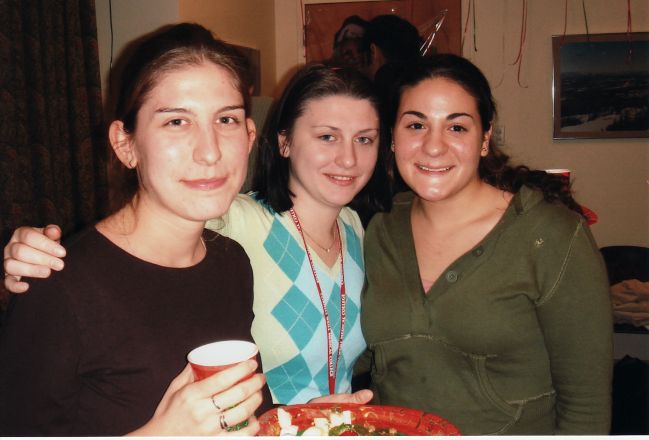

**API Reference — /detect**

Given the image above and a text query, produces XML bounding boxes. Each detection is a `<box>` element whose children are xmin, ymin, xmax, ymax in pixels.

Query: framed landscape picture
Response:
<box><xmin>552</xmin><ymin>32</ymin><xmax>649</xmax><ymax>139</ymax></box>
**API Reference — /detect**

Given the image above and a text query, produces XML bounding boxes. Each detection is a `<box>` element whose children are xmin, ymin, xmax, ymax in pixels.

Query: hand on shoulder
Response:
<box><xmin>3</xmin><ymin>225</ymin><xmax>65</xmax><ymax>293</ymax></box>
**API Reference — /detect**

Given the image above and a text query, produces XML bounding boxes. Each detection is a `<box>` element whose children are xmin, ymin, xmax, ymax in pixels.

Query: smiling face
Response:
<box><xmin>280</xmin><ymin>95</ymin><xmax>379</xmax><ymax>212</ymax></box>
<box><xmin>393</xmin><ymin>76</ymin><xmax>492</xmax><ymax>204</ymax></box>
<box><xmin>111</xmin><ymin>62</ymin><xmax>255</xmax><ymax>224</ymax></box>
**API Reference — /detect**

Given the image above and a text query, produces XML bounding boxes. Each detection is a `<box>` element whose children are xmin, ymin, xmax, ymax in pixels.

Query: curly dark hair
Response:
<box><xmin>387</xmin><ymin>54</ymin><xmax>584</xmax><ymax>216</ymax></box>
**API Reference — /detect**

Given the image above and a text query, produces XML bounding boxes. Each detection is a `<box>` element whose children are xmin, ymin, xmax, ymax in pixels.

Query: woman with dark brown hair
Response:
<box><xmin>0</xmin><ymin>23</ymin><xmax>265</xmax><ymax>435</ymax></box>
<box><xmin>2</xmin><ymin>54</ymin><xmax>392</xmax><ymax>409</ymax></box>
<box><xmin>357</xmin><ymin>54</ymin><xmax>613</xmax><ymax>435</ymax></box>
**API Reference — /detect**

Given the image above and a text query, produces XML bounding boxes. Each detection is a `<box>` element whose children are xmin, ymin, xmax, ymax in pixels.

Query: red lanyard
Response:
<box><xmin>289</xmin><ymin>208</ymin><xmax>346</xmax><ymax>395</ymax></box>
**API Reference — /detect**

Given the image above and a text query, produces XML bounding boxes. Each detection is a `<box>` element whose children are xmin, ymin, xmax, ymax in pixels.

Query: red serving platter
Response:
<box><xmin>258</xmin><ymin>403</ymin><xmax>460</xmax><ymax>436</ymax></box>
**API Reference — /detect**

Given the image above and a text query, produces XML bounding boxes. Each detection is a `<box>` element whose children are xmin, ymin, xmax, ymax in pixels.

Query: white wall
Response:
<box><xmin>95</xmin><ymin>0</ymin><xmax>277</xmax><ymax>96</ymax></box>
<box><xmin>93</xmin><ymin>0</ymin><xmax>648</xmax><ymax>248</ymax></box>
<box><xmin>95</xmin><ymin>0</ymin><xmax>179</xmax><ymax>97</ymax></box>
<box><xmin>460</xmin><ymin>0</ymin><xmax>649</xmax><ymax>248</ymax></box>
<box><xmin>179</xmin><ymin>0</ymin><xmax>277</xmax><ymax>96</ymax></box>
<box><xmin>275</xmin><ymin>0</ymin><xmax>648</xmax><ymax>247</ymax></box>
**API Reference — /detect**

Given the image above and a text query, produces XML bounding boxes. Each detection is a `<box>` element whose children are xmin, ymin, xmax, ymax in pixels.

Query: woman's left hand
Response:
<box><xmin>308</xmin><ymin>389</ymin><xmax>373</xmax><ymax>404</ymax></box>
<box><xmin>129</xmin><ymin>361</ymin><xmax>264</xmax><ymax>436</ymax></box>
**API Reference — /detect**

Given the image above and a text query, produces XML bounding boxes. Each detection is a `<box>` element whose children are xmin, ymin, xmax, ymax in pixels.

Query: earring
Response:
<box><xmin>127</xmin><ymin>158</ymin><xmax>136</xmax><ymax>169</ymax></box>
<box><xmin>390</xmin><ymin>141</ymin><xmax>395</xmax><ymax>152</ymax></box>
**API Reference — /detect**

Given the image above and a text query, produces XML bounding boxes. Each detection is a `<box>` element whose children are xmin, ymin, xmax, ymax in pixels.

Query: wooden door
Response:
<box><xmin>304</xmin><ymin>0</ymin><xmax>461</xmax><ymax>63</ymax></box>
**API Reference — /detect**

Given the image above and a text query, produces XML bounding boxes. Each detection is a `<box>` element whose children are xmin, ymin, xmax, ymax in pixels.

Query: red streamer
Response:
<box><xmin>300</xmin><ymin>0</ymin><xmax>306</xmax><ymax>59</ymax></box>
<box><xmin>510</xmin><ymin>0</ymin><xmax>527</xmax><ymax>88</ymax></box>
<box><xmin>627</xmin><ymin>0</ymin><xmax>633</xmax><ymax>34</ymax></box>
<box><xmin>581</xmin><ymin>0</ymin><xmax>590</xmax><ymax>40</ymax></box>
<box><xmin>461</xmin><ymin>0</ymin><xmax>472</xmax><ymax>52</ymax></box>
<box><xmin>561</xmin><ymin>0</ymin><xmax>568</xmax><ymax>45</ymax></box>
<box><xmin>627</xmin><ymin>0</ymin><xmax>633</xmax><ymax>62</ymax></box>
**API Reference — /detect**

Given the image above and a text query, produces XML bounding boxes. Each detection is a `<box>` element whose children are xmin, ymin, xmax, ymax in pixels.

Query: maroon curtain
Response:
<box><xmin>0</xmin><ymin>0</ymin><xmax>109</xmax><ymax>252</ymax></box>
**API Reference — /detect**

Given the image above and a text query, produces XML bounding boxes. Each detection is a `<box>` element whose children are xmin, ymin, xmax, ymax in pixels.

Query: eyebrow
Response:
<box><xmin>155</xmin><ymin>104</ymin><xmax>245</xmax><ymax>114</ymax></box>
<box><xmin>357</xmin><ymin>127</ymin><xmax>380</xmax><ymax>134</ymax></box>
<box><xmin>312</xmin><ymin>126</ymin><xmax>379</xmax><ymax>132</ymax></box>
<box><xmin>312</xmin><ymin>125</ymin><xmax>341</xmax><ymax>131</ymax></box>
<box><xmin>399</xmin><ymin>110</ymin><xmax>474</xmax><ymax>121</ymax></box>
<box><xmin>448</xmin><ymin>112</ymin><xmax>474</xmax><ymax>120</ymax></box>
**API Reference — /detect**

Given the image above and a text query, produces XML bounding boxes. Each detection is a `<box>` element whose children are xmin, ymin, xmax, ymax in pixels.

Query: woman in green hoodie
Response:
<box><xmin>356</xmin><ymin>54</ymin><xmax>612</xmax><ymax>435</ymax></box>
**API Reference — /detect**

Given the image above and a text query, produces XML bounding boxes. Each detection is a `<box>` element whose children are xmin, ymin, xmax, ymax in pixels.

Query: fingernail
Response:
<box><xmin>54</xmin><ymin>248</ymin><xmax>66</xmax><ymax>257</ymax></box>
<box><xmin>52</xmin><ymin>260</ymin><xmax>64</xmax><ymax>270</ymax></box>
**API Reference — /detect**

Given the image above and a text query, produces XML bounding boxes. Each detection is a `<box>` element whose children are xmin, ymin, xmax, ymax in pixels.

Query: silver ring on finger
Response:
<box><xmin>219</xmin><ymin>413</ymin><xmax>229</xmax><ymax>430</ymax></box>
<box><xmin>211</xmin><ymin>395</ymin><xmax>221</xmax><ymax>412</ymax></box>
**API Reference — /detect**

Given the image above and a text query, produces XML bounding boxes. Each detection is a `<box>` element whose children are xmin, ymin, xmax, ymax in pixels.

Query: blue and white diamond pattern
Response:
<box><xmin>263</xmin><ymin>216</ymin><xmax>365</xmax><ymax>404</ymax></box>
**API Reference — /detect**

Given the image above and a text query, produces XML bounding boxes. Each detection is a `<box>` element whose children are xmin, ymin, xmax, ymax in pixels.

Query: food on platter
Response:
<box><xmin>277</xmin><ymin>407</ymin><xmax>380</xmax><ymax>436</ymax></box>
<box><xmin>258</xmin><ymin>403</ymin><xmax>460</xmax><ymax>436</ymax></box>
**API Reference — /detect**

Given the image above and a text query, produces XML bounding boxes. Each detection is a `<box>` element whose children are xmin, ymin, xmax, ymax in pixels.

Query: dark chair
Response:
<box><xmin>600</xmin><ymin>245</ymin><xmax>649</xmax><ymax>434</ymax></box>
<box><xmin>601</xmin><ymin>245</ymin><xmax>649</xmax><ymax>334</ymax></box>
<box><xmin>600</xmin><ymin>245</ymin><xmax>649</xmax><ymax>285</ymax></box>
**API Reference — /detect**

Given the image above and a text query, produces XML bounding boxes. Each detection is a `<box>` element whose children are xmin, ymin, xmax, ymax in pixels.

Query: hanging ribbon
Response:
<box><xmin>419</xmin><ymin>8</ymin><xmax>448</xmax><ymax>57</ymax></box>
<box><xmin>561</xmin><ymin>0</ymin><xmax>568</xmax><ymax>45</ymax></box>
<box><xmin>461</xmin><ymin>0</ymin><xmax>477</xmax><ymax>53</ymax></box>
<box><xmin>300</xmin><ymin>0</ymin><xmax>306</xmax><ymax>59</ymax></box>
<box><xmin>627</xmin><ymin>0</ymin><xmax>633</xmax><ymax>62</ymax></box>
<box><xmin>461</xmin><ymin>0</ymin><xmax>470</xmax><ymax>52</ymax></box>
<box><xmin>492</xmin><ymin>0</ymin><xmax>507</xmax><ymax>89</ymax></box>
<box><xmin>562</xmin><ymin>0</ymin><xmax>591</xmax><ymax>44</ymax></box>
<box><xmin>510</xmin><ymin>0</ymin><xmax>527</xmax><ymax>88</ymax></box>
<box><xmin>627</xmin><ymin>0</ymin><xmax>633</xmax><ymax>35</ymax></box>
<box><xmin>472</xmin><ymin>0</ymin><xmax>477</xmax><ymax>52</ymax></box>
<box><xmin>581</xmin><ymin>0</ymin><xmax>590</xmax><ymax>41</ymax></box>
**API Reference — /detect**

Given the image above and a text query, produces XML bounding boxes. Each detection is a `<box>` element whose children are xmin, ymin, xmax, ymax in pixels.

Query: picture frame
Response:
<box><xmin>552</xmin><ymin>32</ymin><xmax>649</xmax><ymax>139</ymax></box>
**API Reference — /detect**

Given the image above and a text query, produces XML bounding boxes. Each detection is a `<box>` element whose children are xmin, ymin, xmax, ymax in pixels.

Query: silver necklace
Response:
<box><xmin>301</xmin><ymin>222</ymin><xmax>338</xmax><ymax>253</ymax></box>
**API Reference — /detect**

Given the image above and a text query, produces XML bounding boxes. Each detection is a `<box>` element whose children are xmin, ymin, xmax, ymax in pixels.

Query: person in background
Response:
<box><xmin>361</xmin><ymin>14</ymin><xmax>422</xmax><ymax>80</ymax></box>
<box><xmin>356</xmin><ymin>54</ymin><xmax>613</xmax><ymax>435</ymax></box>
<box><xmin>331</xmin><ymin>15</ymin><xmax>368</xmax><ymax>71</ymax></box>
<box><xmin>0</xmin><ymin>23</ymin><xmax>266</xmax><ymax>435</ymax></box>
<box><xmin>358</xmin><ymin>14</ymin><xmax>425</xmax><ymax>219</ymax></box>
<box><xmin>3</xmin><ymin>64</ymin><xmax>391</xmax><ymax>406</ymax></box>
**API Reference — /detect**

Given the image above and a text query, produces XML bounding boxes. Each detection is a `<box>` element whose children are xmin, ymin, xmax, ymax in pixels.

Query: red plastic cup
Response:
<box><xmin>188</xmin><ymin>340</ymin><xmax>258</xmax><ymax>381</ymax></box>
<box><xmin>545</xmin><ymin>168</ymin><xmax>571</xmax><ymax>190</ymax></box>
<box><xmin>544</xmin><ymin>168</ymin><xmax>571</xmax><ymax>179</ymax></box>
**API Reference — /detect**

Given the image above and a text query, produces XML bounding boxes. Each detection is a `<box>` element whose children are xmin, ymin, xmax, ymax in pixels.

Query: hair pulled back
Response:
<box><xmin>107</xmin><ymin>23</ymin><xmax>251</xmax><ymax>212</ymax></box>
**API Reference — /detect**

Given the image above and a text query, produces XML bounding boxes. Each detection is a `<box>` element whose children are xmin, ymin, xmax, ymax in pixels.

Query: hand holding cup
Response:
<box><xmin>130</xmin><ymin>358</ymin><xmax>264</xmax><ymax>436</ymax></box>
<box><xmin>188</xmin><ymin>340</ymin><xmax>259</xmax><ymax>380</ymax></box>
<box><xmin>188</xmin><ymin>340</ymin><xmax>261</xmax><ymax>431</ymax></box>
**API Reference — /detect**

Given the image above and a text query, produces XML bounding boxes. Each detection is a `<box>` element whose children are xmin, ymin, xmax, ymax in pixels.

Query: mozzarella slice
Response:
<box><xmin>279</xmin><ymin>425</ymin><xmax>298</xmax><ymax>436</ymax></box>
<box><xmin>342</xmin><ymin>410</ymin><xmax>352</xmax><ymax>425</ymax></box>
<box><xmin>277</xmin><ymin>408</ymin><xmax>292</xmax><ymax>428</ymax></box>
<box><xmin>302</xmin><ymin>426</ymin><xmax>328</xmax><ymax>436</ymax></box>
<box><xmin>329</xmin><ymin>412</ymin><xmax>345</xmax><ymax>427</ymax></box>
